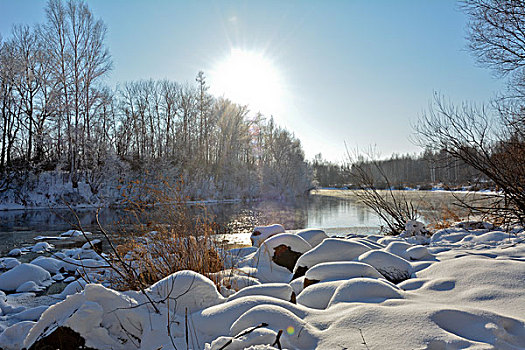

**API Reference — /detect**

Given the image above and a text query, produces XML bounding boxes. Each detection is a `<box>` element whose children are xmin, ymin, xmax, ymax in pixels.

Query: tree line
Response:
<box><xmin>312</xmin><ymin>150</ymin><xmax>484</xmax><ymax>190</ymax></box>
<box><xmin>0</xmin><ymin>0</ymin><xmax>311</xmax><ymax>201</ymax></box>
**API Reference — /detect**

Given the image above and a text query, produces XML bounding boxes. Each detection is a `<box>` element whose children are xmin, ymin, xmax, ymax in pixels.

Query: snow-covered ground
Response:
<box><xmin>0</xmin><ymin>223</ymin><xmax>523</xmax><ymax>349</ymax></box>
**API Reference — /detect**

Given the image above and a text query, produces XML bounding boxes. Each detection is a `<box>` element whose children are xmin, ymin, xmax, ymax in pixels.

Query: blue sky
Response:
<box><xmin>0</xmin><ymin>0</ymin><xmax>504</xmax><ymax>163</ymax></box>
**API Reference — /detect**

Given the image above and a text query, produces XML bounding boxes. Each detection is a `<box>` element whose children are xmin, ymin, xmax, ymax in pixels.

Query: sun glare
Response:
<box><xmin>210</xmin><ymin>49</ymin><xmax>284</xmax><ymax>115</ymax></box>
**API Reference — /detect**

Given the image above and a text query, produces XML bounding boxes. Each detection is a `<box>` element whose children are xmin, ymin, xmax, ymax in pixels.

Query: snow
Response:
<box><xmin>293</xmin><ymin>238</ymin><xmax>370</xmax><ymax>276</ymax></box>
<box><xmin>30</xmin><ymin>242</ymin><xmax>53</xmax><ymax>253</ymax></box>
<box><xmin>0</xmin><ymin>263</ymin><xmax>53</xmax><ymax>292</ymax></box>
<box><xmin>0</xmin><ymin>258</ymin><xmax>20</xmax><ymax>270</ymax></box>
<box><xmin>6</xmin><ymin>249</ymin><xmax>21</xmax><ymax>257</ymax></box>
<box><xmin>294</xmin><ymin>228</ymin><xmax>328</xmax><ymax>247</ymax></box>
<box><xmin>0</xmin><ymin>222</ymin><xmax>523</xmax><ymax>350</ymax></box>
<box><xmin>228</xmin><ymin>283</ymin><xmax>293</xmax><ymax>302</ymax></box>
<box><xmin>60</xmin><ymin>229</ymin><xmax>92</xmax><ymax>238</ymax></box>
<box><xmin>30</xmin><ymin>257</ymin><xmax>64</xmax><ymax>274</ymax></box>
<box><xmin>357</xmin><ymin>249</ymin><xmax>413</xmax><ymax>282</ymax></box>
<box><xmin>304</xmin><ymin>261</ymin><xmax>383</xmax><ymax>283</ymax></box>
<box><xmin>250</xmin><ymin>224</ymin><xmax>285</xmax><ymax>247</ymax></box>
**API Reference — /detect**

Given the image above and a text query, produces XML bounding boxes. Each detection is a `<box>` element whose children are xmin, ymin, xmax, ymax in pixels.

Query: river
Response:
<box><xmin>0</xmin><ymin>189</ymin><xmax>492</xmax><ymax>253</ymax></box>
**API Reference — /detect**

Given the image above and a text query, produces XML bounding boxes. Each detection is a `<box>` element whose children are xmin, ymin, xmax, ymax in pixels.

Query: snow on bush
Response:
<box><xmin>0</xmin><ymin>263</ymin><xmax>52</xmax><ymax>292</ymax></box>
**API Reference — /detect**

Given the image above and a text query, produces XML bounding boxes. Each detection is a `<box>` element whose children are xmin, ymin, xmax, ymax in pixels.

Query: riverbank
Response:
<box><xmin>0</xmin><ymin>222</ymin><xmax>523</xmax><ymax>349</ymax></box>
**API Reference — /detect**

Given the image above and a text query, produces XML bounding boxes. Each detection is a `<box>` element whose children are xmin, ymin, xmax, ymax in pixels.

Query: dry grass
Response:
<box><xmin>108</xmin><ymin>177</ymin><xmax>225</xmax><ymax>291</ymax></box>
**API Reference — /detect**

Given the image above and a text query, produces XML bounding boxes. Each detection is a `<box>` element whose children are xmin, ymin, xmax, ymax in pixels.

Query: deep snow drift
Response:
<box><xmin>0</xmin><ymin>224</ymin><xmax>523</xmax><ymax>349</ymax></box>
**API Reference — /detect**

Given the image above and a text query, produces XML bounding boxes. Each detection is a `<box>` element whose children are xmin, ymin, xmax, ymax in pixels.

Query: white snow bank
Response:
<box><xmin>0</xmin><ymin>264</ymin><xmax>52</xmax><ymax>292</ymax></box>
<box><xmin>250</xmin><ymin>224</ymin><xmax>285</xmax><ymax>247</ymax></box>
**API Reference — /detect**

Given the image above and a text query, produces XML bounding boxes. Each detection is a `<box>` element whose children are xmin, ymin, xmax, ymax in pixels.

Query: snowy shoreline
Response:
<box><xmin>0</xmin><ymin>222</ymin><xmax>523</xmax><ymax>349</ymax></box>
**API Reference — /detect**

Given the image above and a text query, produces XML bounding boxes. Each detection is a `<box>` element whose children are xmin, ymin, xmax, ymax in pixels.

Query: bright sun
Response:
<box><xmin>210</xmin><ymin>49</ymin><xmax>284</xmax><ymax>115</ymax></box>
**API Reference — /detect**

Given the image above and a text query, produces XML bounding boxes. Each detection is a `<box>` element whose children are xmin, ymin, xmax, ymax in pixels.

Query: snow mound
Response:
<box><xmin>250</xmin><ymin>224</ymin><xmax>285</xmax><ymax>247</ymax></box>
<box><xmin>294</xmin><ymin>228</ymin><xmax>328</xmax><ymax>247</ymax></box>
<box><xmin>358</xmin><ymin>250</ymin><xmax>412</xmax><ymax>283</ymax></box>
<box><xmin>146</xmin><ymin>270</ymin><xmax>225</xmax><ymax>314</ymax></box>
<box><xmin>58</xmin><ymin>279</ymin><xmax>88</xmax><ymax>299</ymax></box>
<box><xmin>7</xmin><ymin>249</ymin><xmax>21</xmax><ymax>257</ymax></box>
<box><xmin>0</xmin><ymin>264</ymin><xmax>52</xmax><ymax>292</ymax></box>
<box><xmin>250</xmin><ymin>233</ymin><xmax>311</xmax><ymax>282</ymax></box>
<box><xmin>406</xmin><ymin>245</ymin><xmax>432</xmax><ymax>260</ymax></box>
<box><xmin>30</xmin><ymin>242</ymin><xmax>53</xmax><ymax>253</ymax></box>
<box><xmin>0</xmin><ymin>258</ymin><xmax>20</xmax><ymax>270</ymax></box>
<box><xmin>30</xmin><ymin>257</ymin><xmax>64</xmax><ymax>274</ymax></box>
<box><xmin>230</xmin><ymin>304</ymin><xmax>319</xmax><ymax>349</ymax></box>
<box><xmin>60</xmin><ymin>230</ymin><xmax>92</xmax><ymax>238</ymax></box>
<box><xmin>461</xmin><ymin>230</ymin><xmax>512</xmax><ymax>244</ymax></box>
<box><xmin>16</xmin><ymin>281</ymin><xmax>44</xmax><ymax>293</ymax></box>
<box><xmin>383</xmin><ymin>241</ymin><xmax>412</xmax><ymax>260</ymax></box>
<box><xmin>293</xmin><ymin>238</ymin><xmax>370</xmax><ymax>278</ymax></box>
<box><xmin>296</xmin><ymin>280</ymin><xmax>344</xmax><ymax>309</ymax></box>
<box><xmin>206</xmin><ymin>327</ymin><xmax>279</xmax><ymax>350</ymax></box>
<box><xmin>327</xmin><ymin>278</ymin><xmax>403</xmax><ymax>306</ymax></box>
<box><xmin>304</xmin><ymin>261</ymin><xmax>383</xmax><ymax>284</ymax></box>
<box><xmin>228</xmin><ymin>283</ymin><xmax>293</xmax><ymax>302</ymax></box>
<box><xmin>0</xmin><ymin>321</ymin><xmax>36</xmax><ymax>350</ymax></box>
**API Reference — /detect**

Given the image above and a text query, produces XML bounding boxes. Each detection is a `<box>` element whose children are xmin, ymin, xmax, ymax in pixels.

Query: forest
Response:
<box><xmin>0</xmin><ymin>0</ymin><xmax>311</xmax><ymax>205</ymax></box>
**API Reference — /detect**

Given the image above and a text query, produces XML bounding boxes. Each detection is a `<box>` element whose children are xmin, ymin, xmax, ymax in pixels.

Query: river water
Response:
<box><xmin>0</xmin><ymin>190</ymin><xmax>488</xmax><ymax>253</ymax></box>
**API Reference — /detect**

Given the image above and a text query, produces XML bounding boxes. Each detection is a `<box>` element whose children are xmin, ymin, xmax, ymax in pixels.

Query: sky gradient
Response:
<box><xmin>0</xmin><ymin>0</ymin><xmax>504</xmax><ymax>162</ymax></box>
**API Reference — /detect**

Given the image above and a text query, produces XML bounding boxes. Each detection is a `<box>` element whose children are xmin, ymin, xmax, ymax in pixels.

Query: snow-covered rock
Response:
<box><xmin>147</xmin><ymin>270</ymin><xmax>225</xmax><ymax>314</ymax></box>
<box><xmin>250</xmin><ymin>224</ymin><xmax>285</xmax><ymax>247</ymax></box>
<box><xmin>293</xmin><ymin>238</ymin><xmax>370</xmax><ymax>278</ymax></box>
<box><xmin>0</xmin><ymin>264</ymin><xmax>52</xmax><ymax>292</ymax></box>
<box><xmin>16</xmin><ymin>281</ymin><xmax>44</xmax><ymax>293</ymax></box>
<box><xmin>294</xmin><ymin>228</ymin><xmax>328</xmax><ymax>247</ymax></box>
<box><xmin>406</xmin><ymin>245</ymin><xmax>433</xmax><ymax>260</ymax></box>
<box><xmin>60</xmin><ymin>229</ymin><xmax>92</xmax><ymax>238</ymax></box>
<box><xmin>58</xmin><ymin>279</ymin><xmax>87</xmax><ymax>299</ymax></box>
<box><xmin>30</xmin><ymin>242</ymin><xmax>53</xmax><ymax>253</ymax></box>
<box><xmin>358</xmin><ymin>250</ymin><xmax>412</xmax><ymax>283</ymax></box>
<box><xmin>7</xmin><ymin>249</ymin><xmax>21</xmax><ymax>257</ymax></box>
<box><xmin>0</xmin><ymin>258</ymin><xmax>20</xmax><ymax>270</ymax></box>
<box><xmin>327</xmin><ymin>277</ymin><xmax>403</xmax><ymax>306</ymax></box>
<box><xmin>30</xmin><ymin>257</ymin><xmax>64</xmax><ymax>274</ymax></box>
<box><xmin>383</xmin><ymin>241</ymin><xmax>412</xmax><ymax>260</ymax></box>
<box><xmin>297</xmin><ymin>280</ymin><xmax>344</xmax><ymax>309</ymax></box>
<box><xmin>228</xmin><ymin>283</ymin><xmax>294</xmax><ymax>302</ymax></box>
<box><xmin>250</xmin><ymin>233</ymin><xmax>312</xmax><ymax>282</ymax></box>
<box><xmin>0</xmin><ymin>321</ymin><xmax>36</xmax><ymax>350</ymax></box>
<box><xmin>304</xmin><ymin>261</ymin><xmax>383</xmax><ymax>285</ymax></box>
